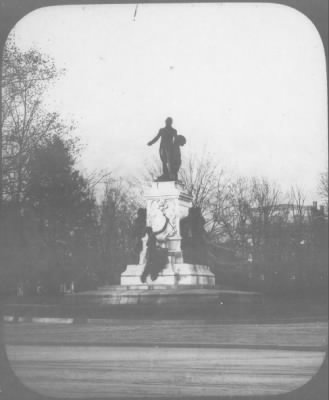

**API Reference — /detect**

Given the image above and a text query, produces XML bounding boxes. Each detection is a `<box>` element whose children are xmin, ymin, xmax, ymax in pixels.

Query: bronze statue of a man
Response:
<box><xmin>147</xmin><ymin>117</ymin><xmax>185</xmax><ymax>181</ymax></box>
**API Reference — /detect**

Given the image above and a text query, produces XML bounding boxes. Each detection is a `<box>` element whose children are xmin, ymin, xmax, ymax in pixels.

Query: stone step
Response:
<box><xmin>65</xmin><ymin>286</ymin><xmax>262</xmax><ymax>306</ymax></box>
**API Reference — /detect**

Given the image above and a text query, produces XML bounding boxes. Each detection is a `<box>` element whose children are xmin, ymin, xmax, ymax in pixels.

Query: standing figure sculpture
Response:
<box><xmin>171</xmin><ymin>134</ymin><xmax>186</xmax><ymax>181</ymax></box>
<box><xmin>180</xmin><ymin>207</ymin><xmax>208</xmax><ymax>265</ymax></box>
<box><xmin>147</xmin><ymin>117</ymin><xmax>186</xmax><ymax>181</ymax></box>
<box><xmin>141</xmin><ymin>219</ymin><xmax>169</xmax><ymax>283</ymax></box>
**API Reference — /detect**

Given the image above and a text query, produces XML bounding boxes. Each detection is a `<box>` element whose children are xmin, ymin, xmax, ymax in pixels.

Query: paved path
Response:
<box><xmin>4</xmin><ymin>320</ymin><xmax>328</xmax><ymax>348</ymax></box>
<box><xmin>3</xmin><ymin>319</ymin><xmax>327</xmax><ymax>398</ymax></box>
<box><xmin>6</xmin><ymin>345</ymin><xmax>325</xmax><ymax>398</ymax></box>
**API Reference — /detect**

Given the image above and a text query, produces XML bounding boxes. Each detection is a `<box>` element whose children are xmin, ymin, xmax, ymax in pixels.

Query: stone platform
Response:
<box><xmin>121</xmin><ymin>180</ymin><xmax>215</xmax><ymax>288</ymax></box>
<box><xmin>121</xmin><ymin>263</ymin><xmax>215</xmax><ymax>287</ymax></box>
<box><xmin>69</xmin><ymin>285</ymin><xmax>262</xmax><ymax>306</ymax></box>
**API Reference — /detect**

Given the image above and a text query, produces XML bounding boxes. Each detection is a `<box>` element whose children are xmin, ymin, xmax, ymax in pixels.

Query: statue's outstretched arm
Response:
<box><xmin>147</xmin><ymin>131</ymin><xmax>161</xmax><ymax>146</ymax></box>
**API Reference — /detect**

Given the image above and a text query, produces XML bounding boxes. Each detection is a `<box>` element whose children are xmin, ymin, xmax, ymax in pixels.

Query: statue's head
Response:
<box><xmin>165</xmin><ymin>117</ymin><xmax>173</xmax><ymax>127</ymax></box>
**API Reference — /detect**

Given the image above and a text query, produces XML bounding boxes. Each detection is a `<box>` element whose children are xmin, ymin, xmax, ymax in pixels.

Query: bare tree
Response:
<box><xmin>1</xmin><ymin>37</ymin><xmax>73</xmax><ymax>204</ymax></box>
<box><xmin>0</xmin><ymin>38</ymin><xmax>83</xmax><ymax>294</ymax></box>
<box><xmin>319</xmin><ymin>169</ymin><xmax>328</xmax><ymax>210</ymax></box>
<box><xmin>85</xmin><ymin>169</ymin><xmax>112</xmax><ymax>191</ymax></box>
<box><xmin>99</xmin><ymin>176</ymin><xmax>142</xmax><ymax>284</ymax></box>
<box><xmin>210</xmin><ymin>177</ymin><xmax>251</xmax><ymax>251</ymax></box>
<box><xmin>248</xmin><ymin>177</ymin><xmax>281</xmax><ymax>245</ymax></box>
<box><xmin>289</xmin><ymin>185</ymin><xmax>307</xmax><ymax>222</ymax></box>
<box><xmin>179</xmin><ymin>151</ymin><xmax>222</xmax><ymax>213</ymax></box>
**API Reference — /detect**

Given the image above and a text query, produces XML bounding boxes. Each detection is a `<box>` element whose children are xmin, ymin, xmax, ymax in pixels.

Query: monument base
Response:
<box><xmin>121</xmin><ymin>263</ymin><xmax>215</xmax><ymax>288</ymax></box>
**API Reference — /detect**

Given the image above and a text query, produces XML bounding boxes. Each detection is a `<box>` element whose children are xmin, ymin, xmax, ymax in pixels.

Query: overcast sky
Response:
<box><xmin>10</xmin><ymin>3</ymin><xmax>328</xmax><ymax>203</ymax></box>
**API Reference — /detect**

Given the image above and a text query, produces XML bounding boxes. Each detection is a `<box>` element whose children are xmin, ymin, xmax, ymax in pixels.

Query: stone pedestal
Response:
<box><xmin>146</xmin><ymin>181</ymin><xmax>192</xmax><ymax>263</ymax></box>
<box><xmin>121</xmin><ymin>181</ymin><xmax>215</xmax><ymax>288</ymax></box>
<box><xmin>121</xmin><ymin>264</ymin><xmax>215</xmax><ymax>286</ymax></box>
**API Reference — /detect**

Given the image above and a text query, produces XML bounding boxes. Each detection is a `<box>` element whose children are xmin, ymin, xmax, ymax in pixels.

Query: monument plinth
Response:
<box><xmin>73</xmin><ymin>118</ymin><xmax>261</xmax><ymax>305</ymax></box>
<box><xmin>121</xmin><ymin>181</ymin><xmax>215</xmax><ymax>287</ymax></box>
<box><xmin>146</xmin><ymin>181</ymin><xmax>191</xmax><ymax>263</ymax></box>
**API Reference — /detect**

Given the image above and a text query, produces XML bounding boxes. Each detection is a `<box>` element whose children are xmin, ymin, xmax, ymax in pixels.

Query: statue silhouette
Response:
<box><xmin>180</xmin><ymin>207</ymin><xmax>207</xmax><ymax>265</ymax></box>
<box><xmin>170</xmin><ymin>134</ymin><xmax>186</xmax><ymax>181</ymax></box>
<box><xmin>147</xmin><ymin>117</ymin><xmax>186</xmax><ymax>181</ymax></box>
<box><xmin>141</xmin><ymin>219</ymin><xmax>169</xmax><ymax>283</ymax></box>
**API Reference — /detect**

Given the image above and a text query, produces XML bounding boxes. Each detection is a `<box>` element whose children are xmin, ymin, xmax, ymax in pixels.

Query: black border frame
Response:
<box><xmin>0</xmin><ymin>1</ymin><xmax>328</xmax><ymax>399</ymax></box>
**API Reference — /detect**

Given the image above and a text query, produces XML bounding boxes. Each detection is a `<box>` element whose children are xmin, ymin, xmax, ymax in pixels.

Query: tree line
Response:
<box><xmin>0</xmin><ymin>41</ymin><xmax>327</xmax><ymax>296</ymax></box>
<box><xmin>178</xmin><ymin>155</ymin><xmax>328</xmax><ymax>294</ymax></box>
<box><xmin>0</xmin><ymin>39</ymin><xmax>139</xmax><ymax>295</ymax></box>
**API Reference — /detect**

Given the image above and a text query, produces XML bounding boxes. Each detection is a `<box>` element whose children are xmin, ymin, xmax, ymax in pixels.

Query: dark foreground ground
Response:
<box><xmin>0</xmin><ymin>291</ymin><xmax>327</xmax><ymax>399</ymax></box>
<box><xmin>5</xmin><ymin>342</ymin><xmax>326</xmax><ymax>398</ymax></box>
<box><xmin>1</xmin><ymin>293</ymin><xmax>327</xmax><ymax>399</ymax></box>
